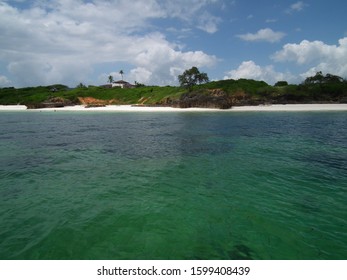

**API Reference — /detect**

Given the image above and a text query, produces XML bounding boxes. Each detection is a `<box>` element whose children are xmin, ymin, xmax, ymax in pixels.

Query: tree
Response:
<box><xmin>274</xmin><ymin>81</ymin><xmax>288</xmax><ymax>87</ymax></box>
<box><xmin>324</xmin><ymin>73</ymin><xmax>344</xmax><ymax>83</ymax></box>
<box><xmin>304</xmin><ymin>71</ymin><xmax>324</xmax><ymax>84</ymax></box>
<box><xmin>304</xmin><ymin>71</ymin><xmax>344</xmax><ymax>84</ymax></box>
<box><xmin>108</xmin><ymin>75</ymin><xmax>114</xmax><ymax>84</ymax></box>
<box><xmin>178</xmin><ymin>66</ymin><xmax>209</xmax><ymax>88</ymax></box>
<box><xmin>135</xmin><ymin>81</ymin><xmax>145</xmax><ymax>87</ymax></box>
<box><xmin>76</xmin><ymin>82</ymin><xmax>86</xmax><ymax>88</ymax></box>
<box><xmin>119</xmin><ymin>70</ymin><xmax>124</xmax><ymax>80</ymax></box>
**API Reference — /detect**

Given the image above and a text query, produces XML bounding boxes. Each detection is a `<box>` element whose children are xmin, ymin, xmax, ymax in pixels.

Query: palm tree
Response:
<box><xmin>119</xmin><ymin>70</ymin><xmax>124</xmax><ymax>80</ymax></box>
<box><xmin>108</xmin><ymin>75</ymin><xmax>114</xmax><ymax>84</ymax></box>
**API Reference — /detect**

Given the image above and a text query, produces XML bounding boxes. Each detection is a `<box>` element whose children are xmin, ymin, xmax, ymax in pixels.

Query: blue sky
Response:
<box><xmin>0</xmin><ymin>0</ymin><xmax>346</xmax><ymax>87</ymax></box>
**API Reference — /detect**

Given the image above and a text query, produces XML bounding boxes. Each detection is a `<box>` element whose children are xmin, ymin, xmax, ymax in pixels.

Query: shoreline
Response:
<box><xmin>1</xmin><ymin>104</ymin><xmax>347</xmax><ymax>112</ymax></box>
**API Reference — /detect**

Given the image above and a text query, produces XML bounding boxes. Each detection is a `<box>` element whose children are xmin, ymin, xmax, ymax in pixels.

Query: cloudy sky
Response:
<box><xmin>0</xmin><ymin>0</ymin><xmax>346</xmax><ymax>87</ymax></box>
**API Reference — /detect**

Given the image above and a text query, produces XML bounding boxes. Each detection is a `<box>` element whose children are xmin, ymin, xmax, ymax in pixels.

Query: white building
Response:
<box><xmin>111</xmin><ymin>80</ymin><xmax>135</xmax><ymax>88</ymax></box>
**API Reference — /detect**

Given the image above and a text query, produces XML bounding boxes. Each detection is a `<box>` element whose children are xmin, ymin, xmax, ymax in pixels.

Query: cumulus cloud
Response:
<box><xmin>0</xmin><ymin>75</ymin><xmax>11</xmax><ymax>87</ymax></box>
<box><xmin>8</xmin><ymin>59</ymin><xmax>93</xmax><ymax>86</ymax></box>
<box><xmin>224</xmin><ymin>60</ymin><xmax>294</xmax><ymax>85</ymax></box>
<box><xmin>272</xmin><ymin>37</ymin><xmax>347</xmax><ymax>78</ymax></box>
<box><xmin>237</xmin><ymin>28</ymin><xmax>286</xmax><ymax>43</ymax></box>
<box><xmin>225</xmin><ymin>36</ymin><xmax>347</xmax><ymax>84</ymax></box>
<box><xmin>129</xmin><ymin>33</ymin><xmax>216</xmax><ymax>85</ymax></box>
<box><xmin>0</xmin><ymin>0</ymin><xmax>219</xmax><ymax>87</ymax></box>
<box><xmin>129</xmin><ymin>67</ymin><xmax>153</xmax><ymax>84</ymax></box>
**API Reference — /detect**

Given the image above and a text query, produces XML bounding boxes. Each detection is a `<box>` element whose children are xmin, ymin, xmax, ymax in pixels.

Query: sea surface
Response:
<box><xmin>0</xmin><ymin>110</ymin><xmax>346</xmax><ymax>260</ymax></box>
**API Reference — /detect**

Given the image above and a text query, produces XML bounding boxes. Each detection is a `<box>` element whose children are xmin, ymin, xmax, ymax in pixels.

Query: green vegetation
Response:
<box><xmin>274</xmin><ymin>81</ymin><xmax>288</xmax><ymax>87</ymax></box>
<box><xmin>119</xmin><ymin>70</ymin><xmax>124</xmax><ymax>80</ymax></box>
<box><xmin>1</xmin><ymin>72</ymin><xmax>346</xmax><ymax>108</ymax></box>
<box><xmin>303</xmin><ymin>71</ymin><xmax>344</xmax><ymax>84</ymax></box>
<box><xmin>0</xmin><ymin>84</ymin><xmax>71</xmax><ymax>106</ymax></box>
<box><xmin>0</xmin><ymin>84</ymin><xmax>185</xmax><ymax>106</ymax></box>
<box><xmin>72</xmin><ymin>85</ymin><xmax>185</xmax><ymax>104</ymax></box>
<box><xmin>178</xmin><ymin>66</ymin><xmax>209</xmax><ymax>89</ymax></box>
<box><xmin>108</xmin><ymin>75</ymin><xmax>114</xmax><ymax>83</ymax></box>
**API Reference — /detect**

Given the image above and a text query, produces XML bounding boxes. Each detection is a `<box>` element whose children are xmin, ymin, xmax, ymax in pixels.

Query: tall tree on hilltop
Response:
<box><xmin>304</xmin><ymin>71</ymin><xmax>344</xmax><ymax>84</ymax></box>
<box><xmin>108</xmin><ymin>75</ymin><xmax>114</xmax><ymax>84</ymax></box>
<box><xmin>119</xmin><ymin>70</ymin><xmax>124</xmax><ymax>80</ymax></box>
<box><xmin>178</xmin><ymin>66</ymin><xmax>209</xmax><ymax>89</ymax></box>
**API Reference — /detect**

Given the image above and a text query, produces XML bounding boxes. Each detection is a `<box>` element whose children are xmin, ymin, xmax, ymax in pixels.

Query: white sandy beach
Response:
<box><xmin>1</xmin><ymin>104</ymin><xmax>347</xmax><ymax>112</ymax></box>
<box><xmin>0</xmin><ymin>105</ymin><xmax>27</xmax><ymax>111</ymax></box>
<box><xmin>228</xmin><ymin>104</ymin><xmax>347</xmax><ymax>112</ymax></box>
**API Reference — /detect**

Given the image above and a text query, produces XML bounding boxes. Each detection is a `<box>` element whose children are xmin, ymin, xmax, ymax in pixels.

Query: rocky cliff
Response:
<box><xmin>168</xmin><ymin>89</ymin><xmax>233</xmax><ymax>109</ymax></box>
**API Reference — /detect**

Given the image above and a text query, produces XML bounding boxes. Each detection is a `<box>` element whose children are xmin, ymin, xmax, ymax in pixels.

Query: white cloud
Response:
<box><xmin>286</xmin><ymin>1</ymin><xmax>307</xmax><ymax>14</ymax></box>
<box><xmin>291</xmin><ymin>1</ymin><xmax>305</xmax><ymax>11</ymax></box>
<box><xmin>0</xmin><ymin>0</ymin><xmax>219</xmax><ymax>87</ymax></box>
<box><xmin>129</xmin><ymin>67</ymin><xmax>153</xmax><ymax>84</ymax></box>
<box><xmin>119</xmin><ymin>32</ymin><xmax>217</xmax><ymax>85</ymax></box>
<box><xmin>272</xmin><ymin>37</ymin><xmax>347</xmax><ymax>78</ymax></box>
<box><xmin>273</xmin><ymin>40</ymin><xmax>333</xmax><ymax>64</ymax></box>
<box><xmin>197</xmin><ymin>12</ymin><xmax>221</xmax><ymax>34</ymax></box>
<box><xmin>237</xmin><ymin>28</ymin><xmax>286</xmax><ymax>43</ymax></box>
<box><xmin>161</xmin><ymin>0</ymin><xmax>220</xmax><ymax>21</ymax></box>
<box><xmin>0</xmin><ymin>75</ymin><xmax>11</xmax><ymax>87</ymax></box>
<box><xmin>266</xmin><ymin>19</ymin><xmax>278</xmax><ymax>23</ymax></box>
<box><xmin>160</xmin><ymin>0</ymin><xmax>222</xmax><ymax>34</ymax></box>
<box><xmin>224</xmin><ymin>60</ymin><xmax>294</xmax><ymax>85</ymax></box>
<box><xmin>7</xmin><ymin>58</ymin><xmax>93</xmax><ymax>86</ymax></box>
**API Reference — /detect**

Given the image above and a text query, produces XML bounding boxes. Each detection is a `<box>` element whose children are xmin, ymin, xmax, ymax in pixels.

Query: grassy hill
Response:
<box><xmin>0</xmin><ymin>84</ymin><xmax>185</xmax><ymax>106</ymax></box>
<box><xmin>1</xmin><ymin>78</ymin><xmax>346</xmax><ymax>108</ymax></box>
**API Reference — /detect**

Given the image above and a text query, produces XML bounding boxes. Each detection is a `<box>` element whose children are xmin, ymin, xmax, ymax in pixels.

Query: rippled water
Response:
<box><xmin>0</xmin><ymin>111</ymin><xmax>346</xmax><ymax>259</ymax></box>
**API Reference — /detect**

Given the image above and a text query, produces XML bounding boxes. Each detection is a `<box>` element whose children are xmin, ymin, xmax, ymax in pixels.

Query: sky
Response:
<box><xmin>0</xmin><ymin>0</ymin><xmax>347</xmax><ymax>88</ymax></box>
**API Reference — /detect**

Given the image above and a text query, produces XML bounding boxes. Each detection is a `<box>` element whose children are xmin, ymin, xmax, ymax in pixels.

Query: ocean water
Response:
<box><xmin>0</xmin><ymin>110</ymin><xmax>346</xmax><ymax>260</ymax></box>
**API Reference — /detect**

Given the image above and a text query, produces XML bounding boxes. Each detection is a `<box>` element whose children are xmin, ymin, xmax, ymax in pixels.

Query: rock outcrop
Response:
<box><xmin>172</xmin><ymin>89</ymin><xmax>232</xmax><ymax>109</ymax></box>
<box><xmin>25</xmin><ymin>97</ymin><xmax>75</xmax><ymax>109</ymax></box>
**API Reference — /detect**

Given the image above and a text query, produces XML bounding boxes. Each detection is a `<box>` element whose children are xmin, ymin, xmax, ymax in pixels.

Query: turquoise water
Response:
<box><xmin>0</xmin><ymin>111</ymin><xmax>346</xmax><ymax>260</ymax></box>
